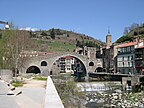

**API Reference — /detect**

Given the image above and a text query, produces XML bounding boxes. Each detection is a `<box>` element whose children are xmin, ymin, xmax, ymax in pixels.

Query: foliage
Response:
<box><xmin>50</xmin><ymin>28</ymin><xmax>55</xmax><ymax>39</ymax></box>
<box><xmin>85</xmin><ymin>41</ymin><xmax>98</xmax><ymax>47</ymax></box>
<box><xmin>76</xmin><ymin>40</ymin><xmax>98</xmax><ymax>48</ymax></box>
<box><xmin>76</xmin><ymin>40</ymin><xmax>84</xmax><ymax>48</ymax></box>
<box><xmin>33</xmin><ymin>76</ymin><xmax>47</xmax><ymax>81</ymax></box>
<box><xmin>12</xmin><ymin>80</ymin><xmax>25</xmax><ymax>87</ymax></box>
<box><xmin>116</xmin><ymin>35</ymin><xmax>133</xmax><ymax>43</ymax></box>
<box><xmin>32</xmin><ymin>39</ymin><xmax>76</xmax><ymax>52</ymax></box>
<box><xmin>0</xmin><ymin>30</ymin><xmax>31</xmax><ymax>70</ymax></box>
<box><xmin>0</xmin><ymin>32</ymin><xmax>2</xmax><ymax>39</ymax></box>
<box><xmin>119</xmin><ymin>23</ymin><xmax>144</xmax><ymax>43</ymax></box>
<box><xmin>53</xmin><ymin>74</ymin><xmax>86</xmax><ymax>108</ymax></box>
<box><xmin>41</xmin><ymin>31</ymin><xmax>48</xmax><ymax>36</ymax></box>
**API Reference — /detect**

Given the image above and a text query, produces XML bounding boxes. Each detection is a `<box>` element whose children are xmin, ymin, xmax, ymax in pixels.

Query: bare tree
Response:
<box><xmin>0</xmin><ymin>30</ymin><xmax>31</xmax><ymax>75</ymax></box>
<box><xmin>123</xmin><ymin>27</ymin><xmax>130</xmax><ymax>35</ymax></box>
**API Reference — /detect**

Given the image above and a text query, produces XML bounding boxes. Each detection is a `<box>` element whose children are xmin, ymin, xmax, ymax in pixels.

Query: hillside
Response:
<box><xmin>116</xmin><ymin>23</ymin><xmax>144</xmax><ymax>43</ymax></box>
<box><xmin>30</xmin><ymin>28</ymin><xmax>105</xmax><ymax>52</ymax></box>
<box><xmin>0</xmin><ymin>29</ymin><xmax>104</xmax><ymax>53</ymax></box>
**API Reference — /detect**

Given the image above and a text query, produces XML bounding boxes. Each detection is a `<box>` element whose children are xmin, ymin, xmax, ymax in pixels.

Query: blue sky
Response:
<box><xmin>0</xmin><ymin>0</ymin><xmax>144</xmax><ymax>42</ymax></box>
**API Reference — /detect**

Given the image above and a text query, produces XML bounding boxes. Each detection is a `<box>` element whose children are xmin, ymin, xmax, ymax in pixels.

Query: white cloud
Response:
<box><xmin>19</xmin><ymin>27</ymin><xmax>39</xmax><ymax>31</ymax></box>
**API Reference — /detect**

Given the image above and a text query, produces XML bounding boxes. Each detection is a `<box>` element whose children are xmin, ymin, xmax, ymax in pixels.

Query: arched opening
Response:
<box><xmin>50</xmin><ymin>55</ymin><xmax>87</xmax><ymax>77</ymax></box>
<box><xmin>41</xmin><ymin>61</ymin><xmax>47</xmax><ymax>66</ymax></box>
<box><xmin>96</xmin><ymin>67</ymin><xmax>103</xmax><ymax>72</ymax></box>
<box><xmin>26</xmin><ymin>66</ymin><xmax>41</xmax><ymax>74</ymax></box>
<box><xmin>89</xmin><ymin>62</ymin><xmax>94</xmax><ymax>66</ymax></box>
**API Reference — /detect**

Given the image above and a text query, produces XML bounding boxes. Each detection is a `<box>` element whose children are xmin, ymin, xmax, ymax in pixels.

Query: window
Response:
<box><xmin>122</xmin><ymin>57</ymin><xmax>124</xmax><ymax>61</ymax></box>
<box><xmin>124</xmin><ymin>48</ymin><xmax>127</xmax><ymax>52</ymax></box>
<box><xmin>128</xmin><ymin>62</ymin><xmax>130</xmax><ymax>67</ymax></box>
<box><xmin>131</xmin><ymin>56</ymin><xmax>133</xmax><ymax>60</ymax></box>
<box><xmin>131</xmin><ymin>62</ymin><xmax>133</xmax><ymax>66</ymax></box>
<box><xmin>122</xmin><ymin>69</ymin><xmax>125</xmax><ymax>74</ymax></box>
<box><xmin>127</xmin><ymin>47</ymin><xmax>130</xmax><ymax>52</ymax></box>
<box><xmin>123</xmin><ymin>62</ymin><xmax>124</xmax><ymax>67</ymax></box>
<box><xmin>128</xmin><ymin>56</ymin><xmax>130</xmax><ymax>61</ymax></box>
<box><xmin>128</xmin><ymin>69</ymin><xmax>132</xmax><ymax>74</ymax></box>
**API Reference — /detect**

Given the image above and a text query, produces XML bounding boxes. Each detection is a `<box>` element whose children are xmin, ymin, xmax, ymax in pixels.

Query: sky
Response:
<box><xmin>0</xmin><ymin>0</ymin><xmax>144</xmax><ymax>42</ymax></box>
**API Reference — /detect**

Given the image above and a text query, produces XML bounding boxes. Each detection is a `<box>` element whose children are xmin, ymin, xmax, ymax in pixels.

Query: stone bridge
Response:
<box><xmin>20</xmin><ymin>52</ymin><xmax>101</xmax><ymax>76</ymax></box>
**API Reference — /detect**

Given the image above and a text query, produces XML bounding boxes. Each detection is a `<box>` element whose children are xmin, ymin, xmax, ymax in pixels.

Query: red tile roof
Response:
<box><xmin>63</xmin><ymin>56</ymin><xmax>74</xmax><ymax>59</ymax></box>
<box><xmin>118</xmin><ymin>42</ymin><xmax>137</xmax><ymax>48</ymax></box>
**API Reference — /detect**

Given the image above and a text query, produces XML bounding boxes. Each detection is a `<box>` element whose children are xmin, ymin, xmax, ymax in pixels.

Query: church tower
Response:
<box><xmin>106</xmin><ymin>28</ymin><xmax>112</xmax><ymax>47</ymax></box>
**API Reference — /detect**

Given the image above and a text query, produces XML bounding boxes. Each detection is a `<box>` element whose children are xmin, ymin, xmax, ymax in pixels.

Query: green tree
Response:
<box><xmin>116</xmin><ymin>35</ymin><xmax>133</xmax><ymax>43</ymax></box>
<box><xmin>41</xmin><ymin>31</ymin><xmax>48</xmax><ymax>36</ymax></box>
<box><xmin>85</xmin><ymin>41</ymin><xmax>96</xmax><ymax>47</ymax></box>
<box><xmin>50</xmin><ymin>28</ymin><xmax>55</xmax><ymax>39</ymax></box>
<box><xmin>0</xmin><ymin>32</ymin><xmax>2</xmax><ymax>39</ymax></box>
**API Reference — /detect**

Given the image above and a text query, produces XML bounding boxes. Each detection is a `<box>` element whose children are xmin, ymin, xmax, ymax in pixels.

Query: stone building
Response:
<box><xmin>106</xmin><ymin>34</ymin><xmax>112</xmax><ymax>47</ymax></box>
<box><xmin>96</xmin><ymin>32</ymin><xmax>119</xmax><ymax>73</ymax></box>
<box><xmin>83</xmin><ymin>46</ymin><xmax>103</xmax><ymax>72</ymax></box>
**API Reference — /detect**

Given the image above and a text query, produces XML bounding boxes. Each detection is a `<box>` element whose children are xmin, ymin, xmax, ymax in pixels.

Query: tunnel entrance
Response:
<box><xmin>26</xmin><ymin>66</ymin><xmax>41</xmax><ymax>74</ymax></box>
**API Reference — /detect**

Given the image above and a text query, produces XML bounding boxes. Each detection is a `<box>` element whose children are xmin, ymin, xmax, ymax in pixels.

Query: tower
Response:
<box><xmin>106</xmin><ymin>27</ymin><xmax>112</xmax><ymax>47</ymax></box>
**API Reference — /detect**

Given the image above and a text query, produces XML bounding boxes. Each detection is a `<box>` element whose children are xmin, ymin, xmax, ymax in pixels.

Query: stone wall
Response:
<box><xmin>0</xmin><ymin>69</ymin><xmax>13</xmax><ymax>83</ymax></box>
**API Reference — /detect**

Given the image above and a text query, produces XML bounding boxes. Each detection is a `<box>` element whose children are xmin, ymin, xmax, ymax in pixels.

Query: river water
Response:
<box><xmin>77</xmin><ymin>81</ymin><xmax>123</xmax><ymax>108</ymax></box>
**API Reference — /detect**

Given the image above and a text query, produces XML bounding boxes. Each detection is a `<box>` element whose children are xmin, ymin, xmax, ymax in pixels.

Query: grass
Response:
<box><xmin>32</xmin><ymin>39</ymin><xmax>76</xmax><ymax>52</ymax></box>
<box><xmin>33</xmin><ymin>76</ymin><xmax>47</xmax><ymax>81</ymax></box>
<box><xmin>12</xmin><ymin>81</ymin><xmax>25</xmax><ymax>87</ymax></box>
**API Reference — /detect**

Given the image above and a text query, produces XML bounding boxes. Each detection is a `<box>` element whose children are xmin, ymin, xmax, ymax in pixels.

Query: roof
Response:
<box><xmin>65</xmin><ymin>56</ymin><xmax>74</xmax><ymax>59</ymax></box>
<box><xmin>136</xmin><ymin>45</ymin><xmax>144</xmax><ymax>49</ymax></box>
<box><xmin>118</xmin><ymin>42</ymin><xmax>137</xmax><ymax>48</ymax></box>
<box><xmin>63</xmin><ymin>56</ymin><xmax>74</xmax><ymax>59</ymax></box>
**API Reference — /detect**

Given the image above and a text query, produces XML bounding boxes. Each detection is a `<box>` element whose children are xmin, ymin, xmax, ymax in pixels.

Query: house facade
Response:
<box><xmin>135</xmin><ymin>46</ymin><xmax>144</xmax><ymax>75</ymax></box>
<box><xmin>117</xmin><ymin>42</ymin><xmax>137</xmax><ymax>74</ymax></box>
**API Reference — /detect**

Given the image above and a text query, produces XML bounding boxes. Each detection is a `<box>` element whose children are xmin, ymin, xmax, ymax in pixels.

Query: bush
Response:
<box><xmin>33</xmin><ymin>76</ymin><xmax>47</xmax><ymax>81</ymax></box>
<box><xmin>12</xmin><ymin>81</ymin><xmax>25</xmax><ymax>87</ymax></box>
<box><xmin>41</xmin><ymin>31</ymin><xmax>48</xmax><ymax>36</ymax></box>
<box><xmin>116</xmin><ymin>35</ymin><xmax>133</xmax><ymax>43</ymax></box>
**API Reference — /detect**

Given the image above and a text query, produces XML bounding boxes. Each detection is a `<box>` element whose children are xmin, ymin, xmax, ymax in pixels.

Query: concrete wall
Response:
<box><xmin>44</xmin><ymin>76</ymin><xmax>64</xmax><ymax>108</ymax></box>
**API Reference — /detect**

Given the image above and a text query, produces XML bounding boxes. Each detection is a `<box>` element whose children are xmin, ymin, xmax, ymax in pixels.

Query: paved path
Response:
<box><xmin>0</xmin><ymin>79</ymin><xmax>46</xmax><ymax>108</ymax></box>
<box><xmin>15</xmin><ymin>87</ymin><xmax>45</xmax><ymax>108</ymax></box>
<box><xmin>0</xmin><ymin>80</ymin><xmax>20</xmax><ymax>108</ymax></box>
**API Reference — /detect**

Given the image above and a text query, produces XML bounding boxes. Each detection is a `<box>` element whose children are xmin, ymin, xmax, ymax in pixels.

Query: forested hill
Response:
<box><xmin>116</xmin><ymin>23</ymin><xmax>144</xmax><ymax>43</ymax></box>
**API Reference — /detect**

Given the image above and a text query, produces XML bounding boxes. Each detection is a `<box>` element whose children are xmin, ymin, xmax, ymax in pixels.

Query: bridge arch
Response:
<box><xmin>95</xmin><ymin>67</ymin><xmax>103</xmax><ymax>72</ymax></box>
<box><xmin>26</xmin><ymin>66</ymin><xmax>41</xmax><ymax>74</ymax></box>
<box><xmin>22</xmin><ymin>53</ymin><xmax>89</xmax><ymax>76</ymax></box>
<box><xmin>49</xmin><ymin>54</ymin><xmax>87</xmax><ymax>76</ymax></box>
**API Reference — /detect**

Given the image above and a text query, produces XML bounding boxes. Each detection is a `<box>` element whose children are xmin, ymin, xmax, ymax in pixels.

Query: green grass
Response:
<box><xmin>12</xmin><ymin>81</ymin><xmax>25</xmax><ymax>87</ymax></box>
<box><xmin>33</xmin><ymin>76</ymin><xmax>47</xmax><ymax>81</ymax></box>
<box><xmin>32</xmin><ymin>39</ymin><xmax>76</xmax><ymax>52</ymax></box>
